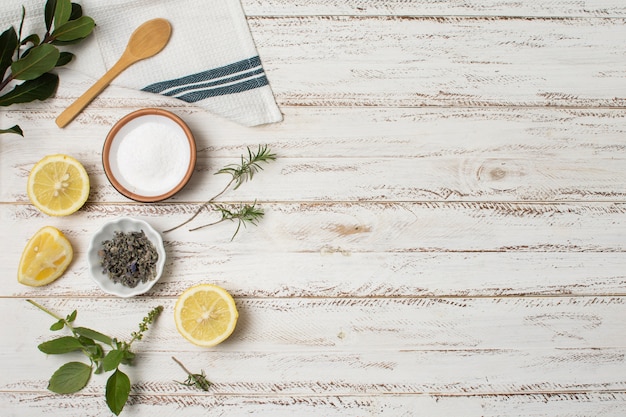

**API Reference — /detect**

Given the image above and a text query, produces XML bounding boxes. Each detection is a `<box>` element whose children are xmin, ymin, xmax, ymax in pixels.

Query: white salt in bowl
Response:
<box><xmin>103</xmin><ymin>108</ymin><xmax>196</xmax><ymax>202</ymax></box>
<box><xmin>87</xmin><ymin>217</ymin><xmax>166</xmax><ymax>298</ymax></box>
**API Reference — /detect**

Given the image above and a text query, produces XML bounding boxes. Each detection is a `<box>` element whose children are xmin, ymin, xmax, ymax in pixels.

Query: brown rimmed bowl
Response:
<box><xmin>103</xmin><ymin>108</ymin><xmax>196</xmax><ymax>202</ymax></box>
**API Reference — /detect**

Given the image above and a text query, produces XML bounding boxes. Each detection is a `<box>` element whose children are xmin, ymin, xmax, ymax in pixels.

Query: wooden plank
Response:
<box><xmin>3</xmin><ymin>297</ymin><xmax>625</xmax><ymax>353</ymax></box>
<box><xmin>3</xmin><ymin>105</ymin><xmax>626</xmax><ymax>203</ymax></box>
<box><xmin>3</xmin><ymin>347</ymin><xmax>626</xmax><ymax>395</ymax></box>
<box><xmin>4</xmin><ymin>392</ymin><xmax>626</xmax><ymax>417</ymax></box>
<box><xmin>248</xmin><ymin>16</ymin><xmax>626</xmax><ymax>108</ymax></box>
<box><xmin>241</xmin><ymin>0</ymin><xmax>626</xmax><ymax>18</ymax></box>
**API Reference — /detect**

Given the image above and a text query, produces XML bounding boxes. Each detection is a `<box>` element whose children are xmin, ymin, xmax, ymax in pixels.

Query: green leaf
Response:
<box><xmin>49</xmin><ymin>318</ymin><xmax>65</xmax><ymax>331</ymax></box>
<box><xmin>44</xmin><ymin>0</ymin><xmax>57</xmax><ymax>31</ymax></box>
<box><xmin>0</xmin><ymin>72</ymin><xmax>58</xmax><ymax>106</ymax></box>
<box><xmin>20</xmin><ymin>34</ymin><xmax>40</xmax><ymax>47</ymax></box>
<box><xmin>66</xmin><ymin>310</ymin><xmax>77</xmax><ymax>323</ymax></box>
<box><xmin>55</xmin><ymin>51</ymin><xmax>73</xmax><ymax>67</ymax></box>
<box><xmin>74</xmin><ymin>326</ymin><xmax>113</xmax><ymax>345</ymax></box>
<box><xmin>0</xmin><ymin>27</ymin><xmax>18</xmax><ymax>79</ymax></box>
<box><xmin>51</xmin><ymin>16</ymin><xmax>95</xmax><ymax>42</ymax></box>
<box><xmin>38</xmin><ymin>336</ymin><xmax>84</xmax><ymax>354</ymax></box>
<box><xmin>48</xmin><ymin>362</ymin><xmax>92</xmax><ymax>394</ymax></box>
<box><xmin>10</xmin><ymin>44</ymin><xmax>59</xmax><ymax>81</ymax></box>
<box><xmin>0</xmin><ymin>125</ymin><xmax>23</xmax><ymax>136</ymax></box>
<box><xmin>103</xmin><ymin>349</ymin><xmax>124</xmax><ymax>372</ymax></box>
<box><xmin>106</xmin><ymin>369</ymin><xmax>131</xmax><ymax>416</ymax></box>
<box><xmin>54</xmin><ymin>0</ymin><xmax>72</xmax><ymax>29</ymax></box>
<box><xmin>70</xmin><ymin>3</ymin><xmax>83</xmax><ymax>20</ymax></box>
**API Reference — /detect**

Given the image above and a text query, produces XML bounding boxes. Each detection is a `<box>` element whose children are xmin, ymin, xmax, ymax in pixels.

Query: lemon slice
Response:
<box><xmin>174</xmin><ymin>284</ymin><xmax>239</xmax><ymax>347</ymax></box>
<box><xmin>18</xmin><ymin>226</ymin><xmax>73</xmax><ymax>287</ymax></box>
<box><xmin>27</xmin><ymin>154</ymin><xmax>90</xmax><ymax>216</ymax></box>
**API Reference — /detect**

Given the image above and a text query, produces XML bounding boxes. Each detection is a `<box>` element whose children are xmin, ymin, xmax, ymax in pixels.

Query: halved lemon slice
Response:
<box><xmin>18</xmin><ymin>226</ymin><xmax>73</xmax><ymax>287</ymax></box>
<box><xmin>27</xmin><ymin>154</ymin><xmax>90</xmax><ymax>216</ymax></box>
<box><xmin>174</xmin><ymin>284</ymin><xmax>239</xmax><ymax>347</ymax></box>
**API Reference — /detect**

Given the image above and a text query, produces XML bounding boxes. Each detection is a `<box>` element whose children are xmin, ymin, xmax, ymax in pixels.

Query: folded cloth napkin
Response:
<box><xmin>0</xmin><ymin>0</ymin><xmax>283</xmax><ymax>126</ymax></box>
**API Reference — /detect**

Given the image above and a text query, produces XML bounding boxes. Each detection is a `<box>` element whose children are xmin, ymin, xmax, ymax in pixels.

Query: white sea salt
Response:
<box><xmin>115</xmin><ymin>120</ymin><xmax>190</xmax><ymax>197</ymax></box>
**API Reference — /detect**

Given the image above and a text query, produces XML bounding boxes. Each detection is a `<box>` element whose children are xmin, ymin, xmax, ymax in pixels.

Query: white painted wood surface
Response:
<box><xmin>2</xmin><ymin>1</ymin><xmax>626</xmax><ymax>415</ymax></box>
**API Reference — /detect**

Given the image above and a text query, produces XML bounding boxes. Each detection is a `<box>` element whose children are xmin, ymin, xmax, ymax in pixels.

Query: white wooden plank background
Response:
<box><xmin>1</xmin><ymin>0</ymin><xmax>626</xmax><ymax>416</ymax></box>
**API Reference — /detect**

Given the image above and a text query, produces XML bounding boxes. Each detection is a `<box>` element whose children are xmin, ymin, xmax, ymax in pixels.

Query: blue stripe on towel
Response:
<box><xmin>176</xmin><ymin>75</ymin><xmax>269</xmax><ymax>102</ymax></box>
<box><xmin>142</xmin><ymin>56</ymin><xmax>263</xmax><ymax>94</ymax></box>
<box><xmin>162</xmin><ymin>67</ymin><xmax>266</xmax><ymax>97</ymax></box>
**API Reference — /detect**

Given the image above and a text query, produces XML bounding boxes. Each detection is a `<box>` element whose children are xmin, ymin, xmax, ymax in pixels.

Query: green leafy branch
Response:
<box><xmin>172</xmin><ymin>356</ymin><xmax>212</xmax><ymax>391</ymax></box>
<box><xmin>28</xmin><ymin>300</ymin><xmax>163</xmax><ymax>416</ymax></box>
<box><xmin>0</xmin><ymin>0</ymin><xmax>95</xmax><ymax>135</ymax></box>
<box><xmin>164</xmin><ymin>144</ymin><xmax>276</xmax><ymax>239</ymax></box>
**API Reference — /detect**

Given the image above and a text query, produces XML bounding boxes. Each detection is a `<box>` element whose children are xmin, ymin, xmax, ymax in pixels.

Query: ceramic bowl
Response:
<box><xmin>102</xmin><ymin>108</ymin><xmax>196</xmax><ymax>202</ymax></box>
<box><xmin>87</xmin><ymin>217</ymin><xmax>166</xmax><ymax>297</ymax></box>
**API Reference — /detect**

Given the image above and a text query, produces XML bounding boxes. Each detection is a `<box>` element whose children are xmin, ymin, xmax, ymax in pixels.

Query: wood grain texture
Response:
<box><xmin>2</xmin><ymin>0</ymin><xmax>626</xmax><ymax>415</ymax></box>
<box><xmin>241</xmin><ymin>0</ymin><xmax>626</xmax><ymax>18</ymax></box>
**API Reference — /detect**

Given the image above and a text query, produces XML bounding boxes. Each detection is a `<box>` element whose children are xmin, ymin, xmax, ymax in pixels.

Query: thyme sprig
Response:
<box><xmin>28</xmin><ymin>300</ymin><xmax>163</xmax><ymax>416</ymax></box>
<box><xmin>172</xmin><ymin>356</ymin><xmax>212</xmax><ymax>391</ymax></box>
<box><xmin>164</xmin><ymin>144</ymin><xmax>276</xmax><ymax>237</ymax></box>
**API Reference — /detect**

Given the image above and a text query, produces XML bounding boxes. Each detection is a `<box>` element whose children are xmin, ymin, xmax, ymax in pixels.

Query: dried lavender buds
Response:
<box><xmin>98</xmin><ymin>230</ymin><xmax>159</xmax><ymax>288</ymax></box>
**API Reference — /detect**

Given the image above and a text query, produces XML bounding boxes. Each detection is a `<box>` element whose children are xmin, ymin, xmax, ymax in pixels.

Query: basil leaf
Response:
<box><xmin>0</xmin><ymin>27</ymin><xmax>18</xmax><ymax>79</ymax></box>
<box><xmin>48</xmin><ymin>362</ymin><xmax>92</xmax><ymax>394</ymax></box>
<box><xmin>106</xmin><ymin>369</ymin><xmax>130</xmax><ymax>416</ymax></box>
<box><xmin>10</xmin><ymin>43</ymin><xmax>59</xmax><ymax>80</ymax></box>
<box><xmin>66</xmin><ymin>310</ymin><xmax>77</xmax><ymax>323</ymax></box>
<box><xmin>102</xmin><ymin>349</ymin><xmax>124</xmax><ymax>372</ymax></box>
<box><xmin>70</xmin><ymin>3</ymin><xmax>83</xmax><ymax>20</ymax></box>
<box><xmin>74</xmin><ymin>326</ymin><xmax>113</xmax><ymax>345</ymax></box>
<box><xmin>0</xmin><ymin>125</ymin><xmax>23</xmax><ymax>136</ymax></box>
<box><xmin>38</xmin><ymin>336</ymin><xmax>84</xmax><ymax>354</ymax></box>
<box><xmin>44</xmin><ymin>0</ymin><xmax>57</xmax><ymax>31</ymax></box>
<box><xmin>51</xmin><ymin>16</ymin><xmax>95</xmax><ymax>42</ymax></box>
<box><xmin>49</xmin><ymin>318</ymin><xmax>64</xmax><ymax>331</ymax></box>
<box><xmin>54</xmin><ymin>0</ymin><xmax>72</xmax><ymax>29</ymax></box>
<box><xmin>0</xmin><ymin>73</ymin><xmax>58</xmax><ymax>106</ymax></box>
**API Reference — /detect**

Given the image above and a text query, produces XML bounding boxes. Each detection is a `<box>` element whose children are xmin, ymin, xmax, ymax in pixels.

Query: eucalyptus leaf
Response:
<box><xmin>74</xmin><ymin>326</ymin><xmax>113</xmax><ymax>345</ymax></box>
<box><xmin>106</xmin><ymin>369</ymin><xmax>131</xmax><ymax>416</ymax></box>
<box><xmin>102</xmin><ymin>349</ymin><xmax>124</xmax><ymax>372</ymax></box>
<box><xmin>10</xmin><ymin>43</ymin><xmax>59</xmax><ymax>80</ymax></box>
<box><xmin>20</xmin><ymin>34</ymin><xmax>40</xmax><ymax>47</ymax></box>
<box><xmin>55</xmin><ymin>51</ymin><xmax>73</xmax><ymax>66</ymax></box>
<box><xmin>44</xmin><ymin>0</ymin><xmax>57</xmax><ymax>31</ymax></box>
<box><xmin>0</xmin><ymin>27</ymin><xmax>18</xmax><ymax>78</ymax></box>
<box><xmin>0</xmin><ymin>72</ymin><xmax>58</xmax><ymax>106</ymax></box>
<box><xmin>70</xmin><ymin>3</ymin><xmax>83</xmax><ymax>20</ymax></box>
<box><xmin>53</xmin><ymin>0</ymin><xmax>72</xmax><ymax>29</ymax></box>
<box><xmin>38</xmin><ymin>336</ymin><xmax>84</xmax><ymax>354</ymax></box>
<box><xmin>48</xmin><ymin>362</ymin><xmax>92</xmax><ymax>394</ymax></box>
<box><xmin>0</xmin><ymin>125</ymin><xmax>23</xmax><ymax>136</ymax></box>
<box><xmin>51</xmin><ymin>16</ymin><xmax>94</xmax><ymax>42</ymax></box>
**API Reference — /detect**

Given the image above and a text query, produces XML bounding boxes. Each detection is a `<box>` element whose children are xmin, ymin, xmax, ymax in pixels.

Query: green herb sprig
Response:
<box><xmin>164</xmin><ymin>144</ymin><xmax>276</xmax><ymax>239</ymax></box>
<box><xmin>0</xmin><ymin>0</ymin><xmax>96</xmax><ymax>135</ymax></box>
<box><xmin>172</xmin><ymin>356</ymin><xmax>212</xmax><ymax>391</ymax></box>
<box><xmin>28</xmin><ymin>300</ymin><xmax>163</xmax><ymax>416</ymax></box>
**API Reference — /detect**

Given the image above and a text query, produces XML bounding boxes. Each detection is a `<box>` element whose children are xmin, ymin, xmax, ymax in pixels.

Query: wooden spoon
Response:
<box><xmin>56</xmin><ymin>18</ymin><xmax>172</xmax><ymax>128</ymax></box>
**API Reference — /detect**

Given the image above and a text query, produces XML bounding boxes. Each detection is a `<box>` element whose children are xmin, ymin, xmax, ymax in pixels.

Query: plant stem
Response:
<box><xmin>27</xmin><ymin>299</ymin><xmax>63</xmax><ymax>321</ymax></box>
<box><xmin>172</xmin><ymin>356</ymin><xmax>193</xmax><ymax>376</ymax></box>
<box><xmin>163</xmin><ymin>176</ymin><xmax>236</xmax><ymax>233</ymax></box>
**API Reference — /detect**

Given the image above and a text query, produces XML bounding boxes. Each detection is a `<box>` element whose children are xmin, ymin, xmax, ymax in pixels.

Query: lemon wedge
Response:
<box><xmin>18</xmin><ymin>226</ymin><xmax>73</xmax><ymax>286</ymax></box>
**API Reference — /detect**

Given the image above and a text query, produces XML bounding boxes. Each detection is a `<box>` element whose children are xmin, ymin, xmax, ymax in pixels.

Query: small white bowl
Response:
<box><xmin>87</xmin><ymin>217</ymin><xmax>166</xmax><ymax>297</ymax></box>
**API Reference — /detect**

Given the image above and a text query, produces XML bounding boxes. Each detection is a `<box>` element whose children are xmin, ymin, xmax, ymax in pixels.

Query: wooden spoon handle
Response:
<box><xmin>55</xmin><ymin>57</ymin><xmax>132</xmax><ymax>128</ymax></box>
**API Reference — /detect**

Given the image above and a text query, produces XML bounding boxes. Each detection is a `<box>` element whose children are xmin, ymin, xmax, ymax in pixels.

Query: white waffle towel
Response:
<box><xmin>0</xmin><ymin>0</ymin><xmax>283</xmax><ymax>126</ymax></box>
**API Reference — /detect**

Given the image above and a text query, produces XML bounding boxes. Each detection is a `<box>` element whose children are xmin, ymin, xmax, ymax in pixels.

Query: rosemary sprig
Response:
<box><xmin>164</xmin><ymin>145</ymin><xmax>276</xmax><ymax>235</ymax></box>
<box><xmin>172</xmin><ymin>356</ymin><xmax>212</xmax><ymax>391</ymax></box>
